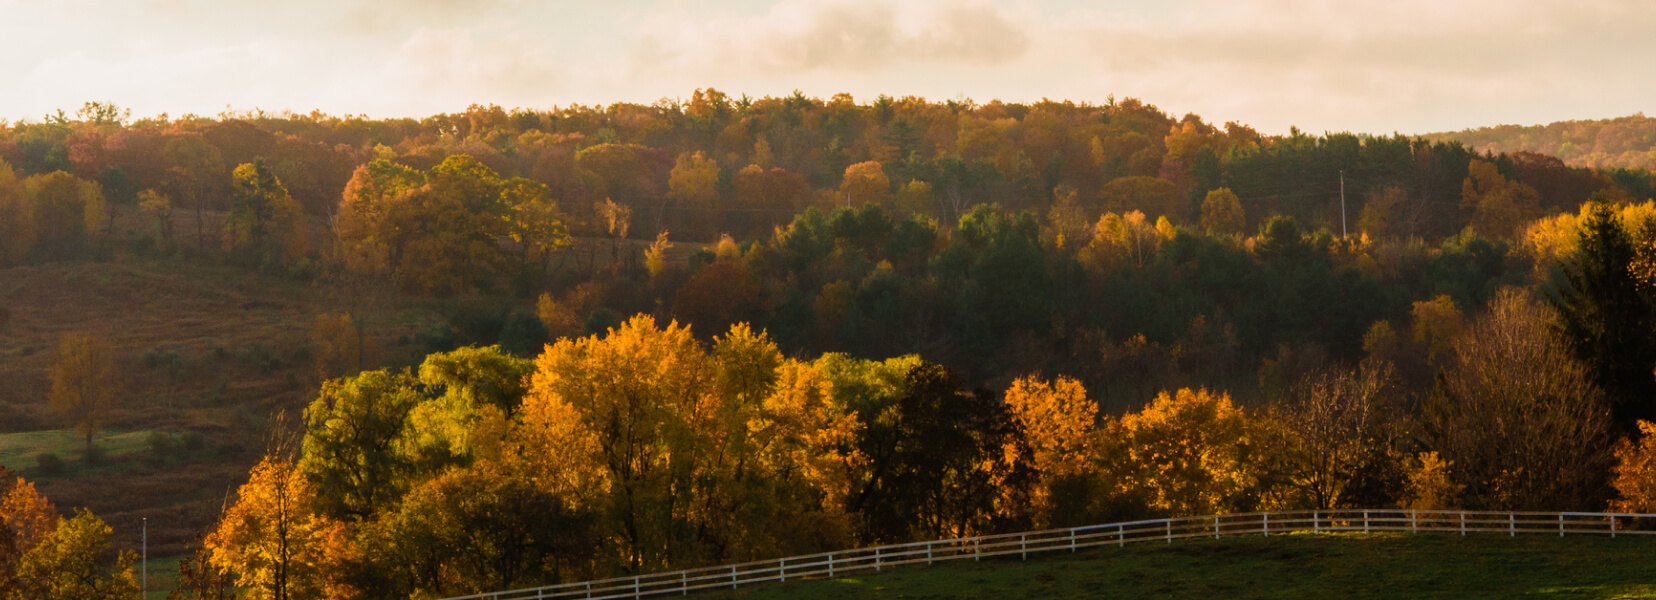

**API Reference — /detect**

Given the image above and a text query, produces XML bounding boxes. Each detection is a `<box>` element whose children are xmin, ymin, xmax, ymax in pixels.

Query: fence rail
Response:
<box><xmin>442</xmin><ymin>509</ymin><xmax>1656</xmax><ymax>600</ymax></box>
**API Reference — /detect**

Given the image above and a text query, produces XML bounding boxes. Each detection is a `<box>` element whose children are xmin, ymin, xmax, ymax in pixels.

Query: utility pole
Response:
<box><xmin>1339</xmin><ymin>170</ymin><xmax>1348</xmax><ymax>239</ymax></box>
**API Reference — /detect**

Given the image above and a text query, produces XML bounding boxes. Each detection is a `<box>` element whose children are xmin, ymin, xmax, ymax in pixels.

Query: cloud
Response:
<box><xmin>632</xmin><ymin>0</ymin><xmax>1031</xmax><ymax>77</ymax></box>
<box><xmin>366</xmin><ymin>26</ymin><xmax>565</xmax><ymax>113</ymax></box>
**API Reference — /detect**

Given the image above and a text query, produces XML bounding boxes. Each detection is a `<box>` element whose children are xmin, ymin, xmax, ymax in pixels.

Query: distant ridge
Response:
<box><xmin>1421</xmin><ymin>114</ymin><xmax>1656</xmax><ymax>170</ymax></box>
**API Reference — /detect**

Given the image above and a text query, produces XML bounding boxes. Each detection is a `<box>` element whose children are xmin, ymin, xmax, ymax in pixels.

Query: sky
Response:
<box><xmin>1</xmin><ymin>0</ymin><xmax>1651</xmax><ymax>135</ymax></box>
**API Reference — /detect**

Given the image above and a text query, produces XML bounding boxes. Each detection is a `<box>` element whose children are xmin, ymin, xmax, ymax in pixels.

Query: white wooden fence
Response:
<box><xmin>441</xmin><ymin>509</ymin><xmax>1656</xmax><ymax>600</ymax></box>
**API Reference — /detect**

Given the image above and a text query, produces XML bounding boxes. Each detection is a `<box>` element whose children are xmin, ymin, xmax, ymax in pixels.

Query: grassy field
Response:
<box><xmin>0</xmin><ymin>428</ymin><xmax>157</xmax><ymax>467</ymax></box>
<box><xmin>703</xmin><ymin>533</ymin><xmax>1656</xmax><ymax>599</ymax></box>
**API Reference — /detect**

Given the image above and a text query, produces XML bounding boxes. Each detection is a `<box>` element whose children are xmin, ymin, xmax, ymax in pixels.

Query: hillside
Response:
<box><xmin>1424</xmin><ymin>114</ymin><xmax>1656</xmax><ymax>170</ymax></box>
<box><xmin>705</xmin><ymin>534</ymin><xmax>1656</xmax><ymax>599</ymax></box>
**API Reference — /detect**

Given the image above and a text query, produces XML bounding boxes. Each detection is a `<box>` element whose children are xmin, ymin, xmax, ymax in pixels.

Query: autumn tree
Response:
<box><xmin>1610</xmin><ymin>420</ymin><xmax>1656</xmax><ymax>513</ymax></box>
<box><xmin>1100</xmin><ymin>388</ymin><xmax>1269</xmax><ymax>516</ymax></box>
<box><xmin>1461</xmin><ymin>158</ymin><xmax>1542</xmax><ymax>239</ymax></box>
<box><xmin>521</xmin><ymin>315</ymin><xmax>713</xmax><ymax>570</ymax></box>
<box><xmin>9</xmin><ymin>510</ymin><xmax>138</xmax><ymax>600</ymax></box>
<box><xmin>205</xmin><ymin>456</ymin><xmax>339</xmax><ymax>600</ymax></box>
<box><xmin>162</xmin><ymin>134</ymin><xmax>226</xmax><ymax>247</ymax></box>
<box><xmin>839</xmin><ymin>161</ymin><xmax>892</xmax><ymax>208</ymax></box>
<box><xmin>506</xmin><ymin>179</ymin><xmax>572</xmax><ymax>275</ymax></box>
<box><xmin>0</xmin><ymin>470</ymin><xmax>57</xmax><ymax>593</ymax></box>
<box><xmin>1436</xmin><ymin>289</ymin><xmax>1614</xmax><ymax>510</ymax></box>
<box><xmin>137</xmin><ymin>188</ymin><xmax>173</xmax><ymax>244</ymax></box>
<box><xmin>668</xmin><ymin>151</ymin><xmax>720</xmax><ymax>239</ymax></box>
<box><xmin>48</xmin><ymin>331</ymin><xmax>119</xmax><ymax>454</ymax></box>
<box><xmin>1276</xmin><ymin>362</ymin><xmax>1403</xmax><ymax>509</ymax></box>
<box><xmin>1198</xmin><ymin>187</ymin><xmax>1244</xmax><ymax>236</ymax></box>
<box><xmin>299</xmin><ymin>369</ymin><xmax>423</xmax><ymax>519</ymax></box>
<box><xmin>23</xmin><ymin>170</ymin><xmax>106</xmax><ymax>260</ymax></box>
<box><xmin>1099</xmin><ymin>176</ymin><xmax>1181</xmax><ymax>222</ymax></box>
<box><xmin>1002</xmin><ymin>375</ymin><xmax>1097</xmax><ymax>526</ymax></box>
<box><xmin>225</xmin><ymin>159</ymin><xmax>307</xmax><ymax>265</ymax></box>
<box><xmin>0</xmin><ymin>160</ymin><xmax>31</xmax><ymax>266</ymax></box>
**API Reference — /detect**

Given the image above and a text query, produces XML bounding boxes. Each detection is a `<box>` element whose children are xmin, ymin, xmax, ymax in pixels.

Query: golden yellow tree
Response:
<box><xmin>48</xmin><ymin>331</ymin><xmax>118</xmax><ymax>453</ymax></box>
<box><xmin>0</xmin><ymin>159</ymin><xmax>32</xmax><ymax>266</ymax></box>
<box><xmin>205</xmin><ymin>456</ymin><xmax>337</xmax><ymax>600</ymax></box>
<box><xmin>1410</xmin><ymin>295</ymin><xmax>1463</xmax><ymax>366</ymax></box>
<box><xmin>1003</xmin><ymin>375</ymin><xmax>1097</xmax><ymax>524</ymax></box>
<box><xmin>1102</xmin><ymin>388</ymin><xmax>1257</xmax><ymax>516</ymax></box>
<box><xmin>1198</xmin><ymin>187</ymin><xmax>1245</xmax><ymax>236</ymax></box>
<box><xmin>839</xmin><ymin>161</ymin><xmax>892</xmax><ymax>208</ymax></box>
<box><xmin>11</xmin><ymin>509</ymin><xmax>137</xmax><ymax>600</ymax></box>
<box><xmin>1611</xmin><ymin>420</ymin><xmax>1656</xmax><ymax>513</ymax></box>
<box><xmin>521</xmin><ymin>315</ymin><xmax>714</xmax><ymax>569</ymax></box>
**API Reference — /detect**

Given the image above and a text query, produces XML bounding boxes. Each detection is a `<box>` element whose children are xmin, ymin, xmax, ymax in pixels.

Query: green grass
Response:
<box><xmin>140</xmin><ymin>555</ymin><xmax>182</xmax><ymax>600</ymax></box>
<box><xmin>0</xmin><ymin>428</ymin><xmax>157</xmax><ymax>471</ymax></box>
<box><xmin>703</xmin><ymin>533</ymin><xmax>1656</xmax><ymax>599</ymax></box>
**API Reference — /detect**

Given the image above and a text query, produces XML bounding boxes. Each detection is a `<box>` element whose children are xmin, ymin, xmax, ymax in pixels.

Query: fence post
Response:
<box><xmin>1263</xmin><ymin>513</ymin><xmax>1269</xmax><ymax>537</ymax></box>
<box><xmin>731</xmin><ymin>565</ymin><xmax>737</xmax><ymax>590</ymax></box>
<box><xmin>1118</xmin><ymin>524</ymin><xmax>1124</xmax><ymax>547</ymax></box>
<box><xmin>1559</xmin><ymin>514</ymin><xmax>1565</xmax><ymax>537</ymax></box>
<box><xmin>1022</xmin><ymin>534</ymin><xmax>1028</xmax><ymax>560</ymax></box>
<box><xmin>1314</xmin><ymin>510</ymin><xmax>1320</xmax><ymax>534</ymax></box>
<box><xmin>927</xmin><ymin>542</ymin><xmax>934</xmax><ymax>565</ymax></box>
<box><xmin>633</xmin><ymin>575</ymin><xmax>640</xmax><ymax>600</ymax></box>
<box><xmin>586</xmin><ymin>581</ymin><xmax>592</xmax><ymax>599</ymax></box>
<box><xmin>1460</xmin><ymin>511</ymin><xmax>1465</xmax><ymax>536</ymax></box>
<box><xmin>876</xmin><ymin>547</ymin><xmax>882</xmax><ymax>572</ymax></box>
<box><xmin>682</xmin><ymin>570</ymin><xmax>687</xmax><ymax>596</ymax></box>
<box><xmin>1411</xmin><ymin>510</ymin><xmax>1417</xmax><ymax>534</ymax></box>
<box><xmin>781</xmin><ymin>557</ymin><xmax>787</xmax><ymax>582</ymax></box>
<box><xmin>1363</xmin><ymin>510</ymin><xmax>1370</xmax><ymax>534</ymax></box>
<box><xmin>828</xmin><ymin>552</ymin><xmax>835</xmax><ymax>578</ymax></box>
<box><xmin>1071</xmin><ymin>527</ymin><xmax>1077</xmax><ymax>552</ymax></box>
<box><xmin>1165</xmin><ymin>520</ymin><xmax>1171</xmax><ymax>544</ymax></box>
<box><xmin>1612</xmin><ymin>516</ymin><xmax>1618</xmax><ymax>539</ymax></box>
<box><xmin>1509</xmin><ymin>513</ymin><xmax>1515</xmax><ymax>537</ymax></box>
<box><xmin>976</xmin><ymin>538</ymin><xmax>982</xmax><ymax>560</ymax></box>
<box><xmin>1214</xmin><ymin>515</ymin><xmax>1220</xmax><ymax>540</ymax></box>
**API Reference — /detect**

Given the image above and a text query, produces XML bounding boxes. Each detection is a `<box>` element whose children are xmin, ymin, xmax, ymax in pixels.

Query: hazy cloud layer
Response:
<box><xmin>0</xmin><ymin>0</ymin><xmax>1651</xmax><ymax>133</ymax></box>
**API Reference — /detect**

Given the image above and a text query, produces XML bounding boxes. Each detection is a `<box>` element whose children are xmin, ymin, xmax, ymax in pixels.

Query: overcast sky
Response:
<box><xmin>1</xmin><ymin>0</ymin><xmax>1651</xmax><ymax>135</ymax></box>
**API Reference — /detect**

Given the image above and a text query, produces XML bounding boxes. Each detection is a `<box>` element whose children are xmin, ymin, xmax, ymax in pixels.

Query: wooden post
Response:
<box><xmin>731</xmin><ymin>565</ymin><xmax>738</xmax><ymax>590</ymax></box>
<box><xmin>781</xmin><ymin>557</ymin><xmax>788</xmax><ymax>582</ymax></box>
<box><xmin>1071</xmin><ymin>528</ymin><xmax>1077</xmax><ymax>552</ymax></box>
<box><xmin>1612</xmin><ymin>516</ymin><xmax>1618</xmax><ymax>539</ymax></box>
<box><xmin>1165</xmin><ymin>520</ymin><xmax>1171</xmax><ymax>544</ymax></box>
<box><xmin>1510</xmin><ymin>513</ymin><xmax>1515</xmax><ymax>537</ymax></box>
<box><xmin>1021</xmin><ymin>534</ymin><xmax>1028</xmax><ymax>560</ymax></box>
<box><xmin>1559</xmin><ymin>514</ymin><xmax>1565</xmax><ymax>537</ymax></box>
<box><xmin>1263</xmin><ymin>513</ymin><xmax>1269</xmax><ymax>537</ymax></box>
<box><xmin>1410</xmin><ymin>510</ymin><xmax>1417</xmax><ymax>534</ymax></box>
<box><xmin>1118</xmin><ymin>524</ymin><xmax>1124</xmax><ymax>547</ymax></box>
<box><xmin>875</xmin><ymin>547</ymin><xmax>882</xmax><ymax>572</ymax></box>
<box><xmin>1214</xmin><ymin>515</ymin><xmax>1220</xmax><ymax>539</ymax></box>
<box><xmin>633</xmin><ymin>575</ymin><xmax>640</xmax><ymax>600</ymax></box>
<box><xmin>1363</xmin><ymin>510</ymin><xmax>1369</xmax><ymax>534</ymax></box>
<box><xmin>1314</xmin><ymin>510</ymin><xmax>1320</xmax><ymax>534</ymax></box>
<box><xmin>1460</xmin><ymin>511</ymin><xmax>1465</xmax><ymax>536</ymax></box>
<box><xmin>682</xmin><ymin>570</ymin><xmax>688</xmax><ymax>596</ymax></box>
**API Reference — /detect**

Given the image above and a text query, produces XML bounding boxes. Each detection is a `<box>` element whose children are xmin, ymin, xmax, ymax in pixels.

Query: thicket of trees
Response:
<box><xmin>11</xmin><ymin>95</ymin><xmax>1656</xmax><ymax>598</ymax></box>
<box><xmin>1422</xmin><ymin>113</ymin><xmax>1656</xmax><ymax>170</ymax></box>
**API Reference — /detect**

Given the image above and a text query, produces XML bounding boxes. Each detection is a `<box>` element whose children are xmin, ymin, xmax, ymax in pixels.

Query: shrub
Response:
<box><xmin>36</xmin><ymin>452</ymin><xmax>64</xmax><ymax>475</ymax></box>
<box><xmin>146</xmin><ymin>430</ymin><xmax>177</xmax><ymax>455</ymax></box>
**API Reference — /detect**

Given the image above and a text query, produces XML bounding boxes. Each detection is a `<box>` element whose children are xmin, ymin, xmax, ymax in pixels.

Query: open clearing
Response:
<box><xmin>703</xmin><ymin>533</ymin><xmax>1656</xmax><ymax>599</ymax></box>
